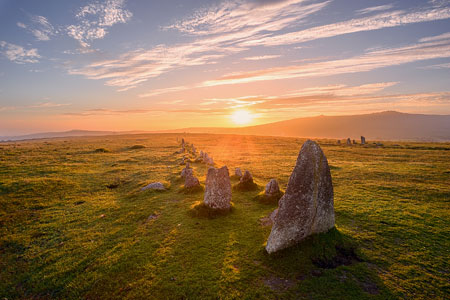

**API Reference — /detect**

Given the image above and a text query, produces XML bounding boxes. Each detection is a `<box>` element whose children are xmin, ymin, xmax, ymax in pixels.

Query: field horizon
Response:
<box><xmin>3</xmin><ymin>111</ymin><xmax>450</xmax><ymax>142</ymax></box>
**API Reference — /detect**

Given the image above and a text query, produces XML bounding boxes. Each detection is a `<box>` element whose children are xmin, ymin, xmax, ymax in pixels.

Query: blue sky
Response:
<box><xmin>0</xmin><ymin>0</ymin><xmax>449</xmax><ymax>135</ymax></box>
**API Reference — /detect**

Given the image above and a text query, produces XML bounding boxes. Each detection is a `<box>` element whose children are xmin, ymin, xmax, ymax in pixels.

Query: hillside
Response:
<box><xmin>163</xmin><ymin>111</ymin><xmax>450</xmax><ymax>141</ymax></box>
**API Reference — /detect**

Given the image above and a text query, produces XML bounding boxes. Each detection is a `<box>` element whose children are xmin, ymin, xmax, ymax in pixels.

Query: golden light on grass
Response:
<box><xmin>230</xmin><ymin>110</ymin><xmax>253</xmax><ymax>125</ymax></box>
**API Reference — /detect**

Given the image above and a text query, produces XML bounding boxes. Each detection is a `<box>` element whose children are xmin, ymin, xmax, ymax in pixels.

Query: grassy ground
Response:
<box><xmin>0</xmin><ymin>133</ymin><xmax>449</xmax><ymax>299</ymax></box>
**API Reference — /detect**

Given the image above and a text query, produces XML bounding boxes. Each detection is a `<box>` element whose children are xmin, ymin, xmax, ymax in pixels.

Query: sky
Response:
<box><xmin>0</xmin><ymin>0</ymin><xmax>449</xmax><ymax>135</ymax></box>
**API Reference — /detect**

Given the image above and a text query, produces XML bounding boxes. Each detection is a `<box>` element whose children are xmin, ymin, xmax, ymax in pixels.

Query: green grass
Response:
<box><xmin>0</xmin><ymin>133</ymin><xmax>449</xmax><ymax>299</ymax></box>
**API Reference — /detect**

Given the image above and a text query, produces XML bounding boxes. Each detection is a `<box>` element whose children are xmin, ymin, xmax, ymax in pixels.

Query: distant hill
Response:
<box><xmin>2</xmin><ymin>111</ymin><xmax>450</xmax><ymax>142</ymax></box>
<box><xmin>0</xmin><ymin>130</ymin><xmax>147</xmax><ymax>142</ymax></box>
<box><xmin>161</xmin><ymin>111</ymin><xmax>450</xmax><ymax>142</ymax></box>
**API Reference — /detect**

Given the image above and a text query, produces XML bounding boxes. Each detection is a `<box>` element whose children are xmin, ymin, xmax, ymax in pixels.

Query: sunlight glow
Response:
<box><xmin>231</xmin><ymin>110</ymin><xmax>253</xmax><ymax>125</ymax></box>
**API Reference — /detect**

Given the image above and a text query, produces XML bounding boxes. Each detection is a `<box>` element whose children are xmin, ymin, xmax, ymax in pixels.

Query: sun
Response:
<box><xmin>231</xmin><ymin>110</ymin><xmax>253</xmax><ymax>125</ymax></box>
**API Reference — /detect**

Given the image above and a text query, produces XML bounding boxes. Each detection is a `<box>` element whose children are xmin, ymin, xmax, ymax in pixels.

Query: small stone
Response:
<box><xmin>235</xmin><ymin>167</ymin><xmax>243</xmax><ymax>178</ymax></box>
<box><xmin>185</xmin><ymin>173</ymin><xmax>200</xmax><ymax>189</ymax></box>
<box><xmin>337</xmin><ymin>140</ymin><xmax>341</xmax><ymax>145</ymax></box>
<box><xmin>346</xmin><ymin>138</ymin><xmax>351</xmax><ymax>145</ymax></box>
<box><xmin>240</xmin><ymin>170</ymin><xmax>253</xmax><ymax>184</ymax></box>
<box><xmin>265</xmin><ymin>179</ymin><xmax>280</xmax><ymax>197</ymax></box>
<box><xmin>361</xmin><ymin>136</ymin><xmax>366</xmax><ymax>145</ymax></box>
<box><xmin>181</xmin><ymin>167</ymin><xmax>193</xmax><ymax>178</ymax></box>
<box><xmin>204</xmin><ymin>166</ymin><xmax>232</xmax><ymax>210</ymax></box>
<box><xmin>141</xmin><ymin>182</ymin><xmax>166</xmax><ymax>191</ymax></box>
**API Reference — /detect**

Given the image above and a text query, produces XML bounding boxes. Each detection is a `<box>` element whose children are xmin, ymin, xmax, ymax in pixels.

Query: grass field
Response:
<box><xmin>1</xmin><ymin>133</ymin><xmax>449</xmax><ymax>299</ymax></box>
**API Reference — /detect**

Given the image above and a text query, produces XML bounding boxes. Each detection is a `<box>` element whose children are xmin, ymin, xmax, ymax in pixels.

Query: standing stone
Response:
<box><xmin>200</xmin><ymin>150</ymin><xmax>204</xmax><ymax>158</ymax></box>
<box><xmin>181</xmin><ymin>138</ymin><xmax>185</xmax><ymax>146</ymax></box>
<box><xmin>204</xmin><ymin>166</ymin><xmax>232</xmax><ymax>210</ymax></box>
<box><xmin>266</xmin><ymin>140</ymin><xmax>334</xmax><ymax>254</ymax></box>
<box><xmin>240</xmin><ymin>170</ymin><xmax>254</xmax><ymax>184</ymax></box>
<box><xmin>235</xmin><ymin>167</ymin><xmax>243</xmax><ymax>178</ymax></box>
<box><xmin>192</xmin><ymin>145</ymin><xmax>196</xmax><ymax>154</ymax></box>
<box><xmin>346</xmin><ymin>138</ymin><xmax>351</xmax><ymax>145</ymax></box>
<box><xmin>353</xmin><ymin>139</ymin><xmax>356</xmax><ymax>144</ymax></box>
<box><xmin>204</xmin><ymin>153</ymin><xmax>214</xmax><ymax>165</ymax></box>
<box><xmin>265</xmin><ymin>179</ymin><xmax>280</xmax><ymax>197</ymax></box>
<box><xmin>337</xmin><ymin>140</ymin><xmax>341</xmax><ymax>145</ymax></box>
<box><xmin>185</xmin><ymin>173</ymin><xmax>200</xmax><ymax>189</ymax></box>
<box><xmin>361</xmin><ymin>136</ymin><xmax>366</xmax><ymax>145</ymax></box>
<box><xmin>181</xmin><ymin>163</ymin><xmax>192</xmax><ymax>178</ymax></box>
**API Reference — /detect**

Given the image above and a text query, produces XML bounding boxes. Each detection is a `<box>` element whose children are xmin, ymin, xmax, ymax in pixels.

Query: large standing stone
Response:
<box><xmin>266</xmin><ymin>140</ymin><xmax>334</xmax><ymax>254</ymax></box>
<box><xmin>265</xmin><ymin>179</ymin><xmax>280</xmax><ymax>197</ymax></box>
<box><xmin>240</xmin><ymin>170</ymin><xmax>253</xmax><ymax>183</ymax></box>
<box><xmin>204</xmin><ymin>166</ymin><xmax>231</xmax><ymax>210</ymax></box>
<box><xmin>361</xmin><ymin>136</ymin><xmax>366</xmax><ymax>145</ymax></box>
<box><xmin>346</xmin><ymin>138</ymin><xmax>351</xmax><ymax>145</ymax></box>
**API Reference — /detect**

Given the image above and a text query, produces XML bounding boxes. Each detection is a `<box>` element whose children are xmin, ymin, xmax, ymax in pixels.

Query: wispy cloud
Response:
<box><xmin>241</xmin><ymin>5</ymin><xmax>450</xmax><ymax>47</ymax></box>
<box><xmin>69</xmin><ymin>0</ymin><xmax>329</xmax><ymax>90</ymax></box>
<box><xmin>243</xmin><ymin>55</ymin><xmax>281</xmax><ymax>60</ymax></box>
<box><xmin>420</xmin><ymin>62</ymin><xmax>450</xmax><ymax>69</ymax></box>
<box><xmin>202</xmin><ymin>35</ymin><xmax>450</xmax><ymax>87</ymax></box>
<box><xmin>356</xmin><ymin>4</ymin><xmax>394</xmax><ymax>15</ymax></box>
<box><xmin>0</xmin><ymin>41</ymin><xmax>41</xmax><ymax>64</ymax></box>
<box><xmin>0</xmin><ymin>102</ymin><xmax>71</xmax><ymax>112</ymax></box>
<box><xmin>17</xmin><ymin>15</ymin><xmax>57</xmax><ymax>41</ymax></box>
<box><xmin>66</xmin><ymin>0</ymin><xmax>132</xmax><ymax>47</ymax></box>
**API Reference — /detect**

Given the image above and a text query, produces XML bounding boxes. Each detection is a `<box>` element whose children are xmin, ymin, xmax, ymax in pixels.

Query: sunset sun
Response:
<box><xmin>231</xmin><ymin>110</ymin><xmax>253</xmax><ymax>125</ymax></box>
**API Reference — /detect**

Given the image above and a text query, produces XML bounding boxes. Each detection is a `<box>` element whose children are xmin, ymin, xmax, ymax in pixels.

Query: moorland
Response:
<box><xmin>1</xmin><ymin>133</ymin><xmax>449</xmax><ymax>299</ymax></box>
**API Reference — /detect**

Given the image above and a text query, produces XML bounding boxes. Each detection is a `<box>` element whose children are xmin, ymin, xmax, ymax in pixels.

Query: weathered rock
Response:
<box><xmin>204</xmin><ymin>166</ymin><xmax>232</xmax><ymax>210</ymax></box>
<box><xmin>204</xmin><ymin>153</ymin><xmax>214</xmax><ymax>165</ymax></box>
<box><xmin>141</xmin><ymin>182</ymin><xmax>165</xmax><ymax>191</ymax></box>
<box><xmin>346</xmin><ymin>138</ymin><xmax>351</xmax><ymax>145</ymax></box>
<box><xmin>200</xmin><ymin>150</ymin><xmax>204</xmax><ymax>158</ymax></box>
<box><xmin>240</xmin><ymin>170</ymin><xmax>253</xmax><ymax>184</ymax></box>
<box><xmin>270</xmin><ymin>208</ymin><xmax>278</xmax><ymax>223</ymax></box>
<box><xmin>235</xmin><ymin>167</ymin><xmax>243</xmax><ymax>178</ymax></box>
<box><xmin>185</xmin><ymin>173</ymin><xmax>200</xmax><ymax>189</ymax></box>
<box><xmin>361</xmin><ymin>136</ymin><xmax>366</xmax><ymax>145</ymax></box>
<box><xmin>181</xmin><ymin>167</ymin><xmax>193</xmax><ymax>178</ymax></box>
<box><xmin>266</xmin><ymin>140</ymin><xmax>334</xmax><ymax>254</ymax></box>
<box><xmin>235</xmin><ymin>170</ymin><xmax>258</xmax><ymax>191</ymax></box>
<box><xmin>265</xmin><ymin>179</ymin><xmax>280</xmax><ymax>197</ymax></box>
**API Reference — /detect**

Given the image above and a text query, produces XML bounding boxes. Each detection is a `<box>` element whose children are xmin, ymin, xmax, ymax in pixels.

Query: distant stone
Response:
<box><xmin>235</xmin><ymin>170</ymin><xmax>258</xmax><ymax>191</ymax></box>
<box><xmin>346</xmin><ymin>138</ymin><xmax>351</xmax><ymax>145</ymax></box>
<box><xmin>204</xmin><ymin>153</ymin><xmax>214</xmax><ymax>165</ymax></box>
<box><xmin>181</xmin><ymin>138</ymin><xmax>185</xmax><ymax>146</ymax></box>
<box><xmin>337</xmin><ymin>140</ymin><xmax>341</xmax><ymax>145</ymax></box>
<box><xmin>194</xmin><ymin>157</ymin><xmax>203</xmax><ymax>163</ymax></box>
<box><xmin>141</xmin><ymin>182</ymin><xmax>166</xmax><ymax>191</ymax></box>
<box><xmin>179</xmin><ymin>157</ymin><xmax>186</xmax><ymax>165</ymax></box>
<box><xmin>185</xmin><ymin>173</ymin><xmax>200</xmax><ymax>189</ymax></box>
<box><xmin>240</xmin><ymin>170</ymin><xmax>253</xmax><ymax>184</ymax></box>
<box><xmin>266</xmin><ymin>140</ymin><xmax>334</xmax><ymax>254</ymax></box>
<box><xmin>200</xmin><ymin>150</ymin><xmax>204</xmax><ymax>158</ymax></box>
<box><xmin>352</xmin><ymin>139</ymin><xmax>356</xmax><ymax>144</ymax></box>
<box><xmin>204</xmin><ymin>166</ymin><xmax>232</xmax><ymax>210</ymax></box>
<box><xmin>265</xmin><ymin>179</ymin><xmax>280</xmax><ymax>197</ymax></box>
<box><xmin>181</xmin><ymin>165</ymin><xmax>193</xmax><ymax>178</ymax></box>
<box><xmin>192</xmin><ymin>145</ymin><xmax>196</xmax><ymax>154</ymax></box>
<box><xmin>235</xmin><ymin>167</ymin><xmax>243</xmax><ymax>178</ymax></box>
<box><xmin>361</xmin><ymin>136</ymin><xmax>366</xmax><ymax>145</ymax></box>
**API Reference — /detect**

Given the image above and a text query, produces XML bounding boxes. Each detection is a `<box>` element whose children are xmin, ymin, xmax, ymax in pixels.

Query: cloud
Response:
<box><xmin>201</xmin><ymin>36</ymin><xmax>450</xmax><ymax>87</ymax></box>
<box><xmin>420</xmin><ymin>62</ymin><xmax>450</xmax><ymax>69</ymax></box>
<box><xmin>0</xmin><ymin>102</ymin><xmax>71</xmax><ymax>112</ymax></box>
<box><xmin>240</xmin><ymin>5</ymin><xmax>450</xmax><ymax>47</ymax></box>
<box><xmin>18</xmin><ymin>15</ymin><xmax>57</xmax><ymax>41</ymax></box>
<box><xmin>71</xmin><ymin>0</ymin><xmax>328</xmax><ymax>91</ymax></box>
<box><xmin>0</xmin><ymin>41</ymin><xmax>41</xmax><ymax>64</ymax></box>
<box><xmin>243</xmin><ymin>55</ymin><xmax>281</xmax><ymax>60</ymax></box>
<box><xmin>66</xmin><ymin>0</ymin><xmax>132</xmax><ymax>47</ymax></box>
<box><xmin>356</xmin><ymin>4</ymin><xmax>394</xmax><ymax>15</ymax></box>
